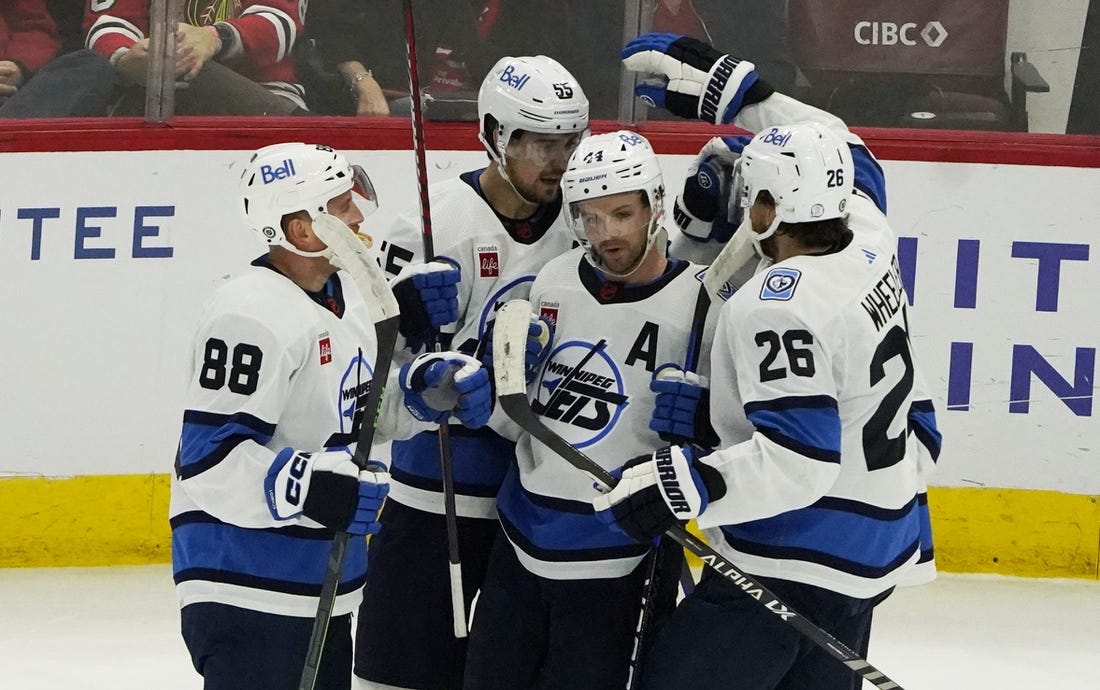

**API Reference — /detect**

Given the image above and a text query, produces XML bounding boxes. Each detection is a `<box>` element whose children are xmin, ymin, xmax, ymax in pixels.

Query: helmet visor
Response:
<box><xmin>351</xmin><ymin>165</ymin><xmax>379</xmax><ymax>217</ymax></box>
<box><xmin>568</xmin><ymin>192</ymin><xmax>651</xmax><ymax>243</ymax></box>
<box><xmin>506</xmin><ymin>132</ymin><xmax>586</xmax><ymax>167</ymax></box>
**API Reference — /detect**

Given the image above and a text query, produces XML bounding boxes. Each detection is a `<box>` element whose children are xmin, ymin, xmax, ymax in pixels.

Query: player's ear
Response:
<box><xmin>282</xmin><ymin>213</ymin><xmax>312</xmax><ymax>248</ymax></box>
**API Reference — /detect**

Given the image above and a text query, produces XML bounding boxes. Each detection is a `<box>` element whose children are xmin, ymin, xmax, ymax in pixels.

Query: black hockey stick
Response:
<box><xmin>492</xmin><ymin>299</ymin><xmax>904</xmax><ymax>690</ymax></box>
<box><xmin>626</xmin><ymin>281</ymin><xmax>712</xmax><ymax>689</ymax></box>
<box><xmin>299</xmin><ymin>215</ymin><xmax>403</xmax><ymax>690</ymax></box>
<box><xmin>402</xmin><ymin>0</ymin><xmax>467</xmax><ymax>639</ymax></box>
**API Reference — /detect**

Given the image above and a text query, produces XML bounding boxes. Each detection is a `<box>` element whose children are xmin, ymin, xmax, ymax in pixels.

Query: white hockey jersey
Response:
<box><xmin>696</xmin><ymin>95</ymin><xmax>941</xmax><ymax>599</ymax></box>
<box><xmin>171</xmin><ymin>257</ymin><xmax>413</xmax><ymax>618</ymax></box>
<box><xmin>496</xmin><ymin>249</ymin><xmax>714</xmax><ymax>580</ymax></box>
<box><xmin>377</xmin><ymin>169</ymin><xmax>577</xmax><ymax>519</ymax></box>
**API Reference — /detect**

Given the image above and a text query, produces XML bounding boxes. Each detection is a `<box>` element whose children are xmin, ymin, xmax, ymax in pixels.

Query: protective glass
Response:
<box><xmin>506</xmin><ymin>132</ymin><xmax>586</xmax><ymax>167</ymax></box>
<box><xmin>351</xmin><ymin>165</ymin><xmax>380</xmax><ymax>217</ymax></box>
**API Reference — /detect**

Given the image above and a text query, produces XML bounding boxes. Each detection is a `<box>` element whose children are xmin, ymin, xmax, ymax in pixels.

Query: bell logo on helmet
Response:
<box><xmin>498</xmin><ymin>64</ymin><xmax>531</xmax><ymax>91</ymax></box>
<box><xmin>261</xmin><ymin>159</ymin><xmax>296</xmax><ymax>184</ymax></box>
<box><xmin>760</xmin><ymin>128</ymin><xmax>793</xmax><ymax>147</ymax></box>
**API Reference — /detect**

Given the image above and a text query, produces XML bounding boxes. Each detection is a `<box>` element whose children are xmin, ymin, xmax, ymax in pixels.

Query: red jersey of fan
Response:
<box><xmin>84</xmin><ymin>0</ymin><xmax>304</xmax><ymax>86</ymax></box>
<box><xmin>1</xmin><ymin>0</ymin><xmax>60</xmax><ymax>73</ymax></box>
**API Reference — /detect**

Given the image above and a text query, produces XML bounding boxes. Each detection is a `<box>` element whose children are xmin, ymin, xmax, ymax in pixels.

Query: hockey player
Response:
<box><xmin>354</xmin><ymin>55</ymin><xmax>589</xmax><ymax>690</ymax></box>
<box><xmin>172</xmin><ymin>142</ymin><xmax>492</xmax><ymax>690</ymax></box>
<box><xmin>463</xmin><ymin>130</ymin><xmax>715</xmax><ymax>689</ymax></box>
<box><xmin>593</xmin><ymin>33</ymin><xmax>942</xmax><ymax>690</ymax></box>
<box><xmin>85</xmin><ymin>0</ymin><xmax>308</xmax><ymax>109</ymax></box>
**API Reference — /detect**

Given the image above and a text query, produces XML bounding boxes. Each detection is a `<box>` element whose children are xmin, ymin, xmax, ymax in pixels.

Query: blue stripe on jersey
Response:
<box><xmin>496</xmin><ymin>465</ymin><xmax>648</xmax><ymax>563</ymax></box>
<box><xmin>908</xmin><ymin>399</ymin><xmax>942</xmax><ymax>461</ymax></box>
<box><xmin>916</xmin><ymin>492</ymin><xmax>934</xmax><ymax>565</ymax></box>
<box><xmin>176</xmin><ymin>410</ymin><xmax>275</xmax><ymax>480</ymax></box>
<box><xmin>719</xmin><ymin>495</ymin><xmax>921</xmax><ymax>580</ymax></box>
<box><xmin>170</xmin><ymin>510</ymin><xmax>367</xmax><ymax>591</ymax></box>
<box><xmin>851</xmin><ymin>144</ymin><xmax>887</xmax><ymax>213</ymax></box>
<box><xmin>390</xmin><ymin>428</ymin><xmax>514</xmax><ymax>496</ymax></box>
<box><xmin>745</xmin><ymin>396</ymin><xmax>841</xmax><ymax>463</ymax></box>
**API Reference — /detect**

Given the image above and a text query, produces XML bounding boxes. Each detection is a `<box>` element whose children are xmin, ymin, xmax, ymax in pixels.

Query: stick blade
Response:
<box><xmin>492</xmin><ymin>299</ymin><xmax>533</xmax><ymax>398</ymax></box>
<box><xmin>312</xmin><ymin>213</ymin><xmax>401</xmax><ymax>323</ymax></box>
<box><xmin>702</xmin><ymin>222</ymin><xmax>756</xmax><ymax>301</ymax></box>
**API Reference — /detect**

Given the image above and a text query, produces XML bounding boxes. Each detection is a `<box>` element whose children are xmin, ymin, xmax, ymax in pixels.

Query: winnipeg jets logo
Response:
<box><xmin>533</xmin><ymin>340</ymin><xmax>629</xmax><ymax>448</ymax></box>
<box><xmin>338</xmin><ymin>353</ymin><xmax>374</xmax><ymax>435</ymax></box>
<box><xmin>760</xmin><ymin>267</ymin><xmax>802</xmax><ymax>301</ymax></box>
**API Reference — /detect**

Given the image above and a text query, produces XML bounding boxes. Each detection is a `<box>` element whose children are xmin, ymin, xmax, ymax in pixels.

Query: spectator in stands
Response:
<box><xmin>84</xmin><ymin>0</ymin><xmax>308</xmax><ymax>115</ymax></box>
<box><xmin>299</xmin><ymin>0</ymin><xmax>563</xmax><ymax>118</ymax></box>
<box><xmin>0</xmin><ymin>0</ymin><xmax>61</xmax><ymax>108</ymax></box>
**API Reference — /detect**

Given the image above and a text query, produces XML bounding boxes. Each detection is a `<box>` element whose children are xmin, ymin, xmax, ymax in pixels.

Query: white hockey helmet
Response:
<box><xmin>477</xmin><ymin>55</ymin><xmax>590</xmax><ymax>163</ymax></box>
<box><xmin>738</xmin><ymin>121</ymin><xmax>853</xmax><ymax>242</ymax></box>
<box><xmin>239</xmin><ymin>142</ymin><xmax>378</xmax><ymax>251</ymax></box>
<box><xmin>561</xmin><ymin>131</ymin><xmax>667</xmax><ymax>276</ymax></box>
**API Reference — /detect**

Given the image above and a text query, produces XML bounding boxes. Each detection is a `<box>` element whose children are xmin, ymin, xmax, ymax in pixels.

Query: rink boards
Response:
<box><xmin>1</xmin><ymin>124</ymin><xmax>1098</xmax><ymax>577</ymax></box>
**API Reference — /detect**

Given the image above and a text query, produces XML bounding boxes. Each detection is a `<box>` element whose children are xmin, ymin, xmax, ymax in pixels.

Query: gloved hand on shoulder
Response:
<box><xmin>674</xmin><ymin>136</ymin><xmax>751</xmax><ymax>244</ymax></box>
<box><xmin>265</xmin><ymin>449</ymin><xmax>390</xmax><ymax>536</ymax></box>
<box><xmin>399</xmin><ymin>351</ymin><xmax>492</xmax><ymax>428</ymax></box>
<box><xmin>622</xmin><ymin>32</ymin><xmax>774</xmax><ymax>125</ymax></box>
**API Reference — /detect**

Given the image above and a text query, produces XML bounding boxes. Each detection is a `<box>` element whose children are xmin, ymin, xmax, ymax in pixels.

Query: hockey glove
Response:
<box><xmin>265</xmin><ymin>449</ymin><xmax>390</xmax><ymax>536</ymax></box>
<box><xmin>479</xmin><ymin>314</ymin><xmax>553</xmax><ymax>384</ymax></box>
<box><xmin>399</xmin><ymin>351</ymin><xmax>492</xmax><ymax>428</ymax></box>
<box><xmin>622</xmin><ymin>32</ymin><xmax>773</xmax><ymax>125</ymax></box>
<box><xmin>391</xmin><ymin>260</ymin><xmax>460</xmax><ymax>351</ymax></box>
<box><xmin>675</xmin><ymin>136</ymin><xmax>751</xmax><ymax>244</ymax></box>
<box><xmin>593</xmin><ymin>445</ymin><xmax>726</xmax><ymax>544</ymax></box>
<box><xmin>649</xmin><ymin>365</ymin><xmax>720</xmax><ymax>448</ymax></box>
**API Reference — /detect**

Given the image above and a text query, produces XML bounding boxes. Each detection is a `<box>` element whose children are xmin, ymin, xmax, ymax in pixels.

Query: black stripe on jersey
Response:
<box><xmin>812</xmin><ymin>495</ymin><xmax>918</xmax><ymax>522</ymax></box>
<box><xmin>174</xmin><ymin>567</ymin><xmax>367</xmax><ymax>597</ymax></box>
<box><xmin>170</xmin><ymin>510</ymin><xmax>338</xmax><ymax>541</ymax></box>
<box><xmin>389</xmin><ymin>466</ymin><xmax>500</xmax><ymax>498</ymax></box>
<box><xmin>459</xmin><ymin>169</ymin><xmax>564</xmax><ymax>245</ymax></box>
<box><xmin>756</xmin><ymin>426</ymin><xmax>841</xmax><ymax>464</ymax></box>
<box><xmin>499</xmin><ymin>512</ymin><xmax>649</xmax><ymax>563</ymax></box>
<box><xmin>176</xmin><ymin>410</ymin><xmax>275</xmax><ymax>480</ymax></box>
<box><xmin>578</xmin><ymin>256</ymin><xmax>692</xmax><ymax>304</ymax></box>
<box><xmin>720</xmin><ymin>531</ymin><xmax>920</xmax><ymax>581</ymax></box>
<box><xmin>514</xmin><ymin>482</ymin><xmax>594</xmax><ymax>515</ymax></box>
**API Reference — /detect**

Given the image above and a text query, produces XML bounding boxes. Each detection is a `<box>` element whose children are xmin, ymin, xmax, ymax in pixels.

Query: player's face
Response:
<box><xmin>574</xmin><ymin>191</ymin><xmax>651</xmax><ymax>276</ymax></box>
<box><xmin>504</xmin><ymin>132</ymin><xmax>584</xmax><ymax>203</ymax></box>
<box><xmin>326</xmin><ymin>189</ymin><xmax>366</xmax><ymax>233</ymax></box>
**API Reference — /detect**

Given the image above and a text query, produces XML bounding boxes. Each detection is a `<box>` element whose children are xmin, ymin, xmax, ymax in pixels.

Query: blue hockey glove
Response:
<box><xmin>649</xmin><ymin>365</ymin><xmax>720</xmax><ymax>448</ymax></box>
<box><xmin>593</xmin><ymin>445</ymin><xmax>725</xmax><ymax>544</ymax></box>
<box><xmin>479</xmin><ymin>314</ymin><xmax>553</xmax><ymax>384</ymax></box>
<box><xmin>265</xmin><ymin>449</ymin><xmax>390</xmax><ymax>536</ymax></box>
<box><xmin>399</xmin><ymin>352</ymin><xmax>492</xmax><ymax>428</ymax></box>
<box><xmin>622</xmin><ymin>32</ymin><xmax>773</xmax><ymax>124</ymax></box>
<box><xmin>674</xmin><ymin>136</ymin><xmax>751</xmax><ymax>244</ymax></box>
<box><xmin>391</xmin><ymin>260</ymin><xmax>460</xmax><ymax>351</ymax></box>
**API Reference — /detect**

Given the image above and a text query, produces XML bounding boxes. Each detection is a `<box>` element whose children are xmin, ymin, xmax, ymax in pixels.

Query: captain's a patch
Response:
<box><xmin>760</xmin><ymin>267</ymin><xmax>802</xmax><ymax>301</ymax></box>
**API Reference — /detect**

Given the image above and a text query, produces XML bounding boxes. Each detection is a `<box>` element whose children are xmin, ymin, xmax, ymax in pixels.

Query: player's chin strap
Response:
<box><xmin>478</xmin><ymin>132</ymin><xmax>544</xmax><ymax>207</ymax></box>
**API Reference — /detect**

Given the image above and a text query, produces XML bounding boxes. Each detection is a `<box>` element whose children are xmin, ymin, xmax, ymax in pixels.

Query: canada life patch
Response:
<box><xmin>540</xmin><ymin>304</ymin><xmax>560</xmax><ymax>328</ymax></box>
<box><xmin>478</xmin><ymin>248</ymin><xmax>500</xmax><ymax>278</ymax></box>
<box><xmin>760</xmin><ymin>267</ymin><xmax>802</xmax><ymax>301</ymax></box>
<box><xmin>319</xmin><ymin>336</ymin><xmax>332</xmax><ymax>365</ymax></box>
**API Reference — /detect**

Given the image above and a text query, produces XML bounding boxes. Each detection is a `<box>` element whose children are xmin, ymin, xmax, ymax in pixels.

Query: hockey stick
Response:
<box><xmin>493</xmin><ymin>299</ymin><xmax>904</xmax><ymax>690</ymax></box>
<box><xmin>402</xmin><ymin>0</ymin><xmax>467</xmax><ymax>640</ymax></box>
<box><xmin>702</xmin><ymin>214</ymin><xmax>756</xmax><ymax>301</ymax></box>
<box><xmin>626</xmin><ymin>281</ymin><xmax>710</xmax><ymax>689</ymax></box>
<box><xmin>298</xmin><ymin>215</ymin><xmax>402</xmax><ymax>690</ymax></box>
